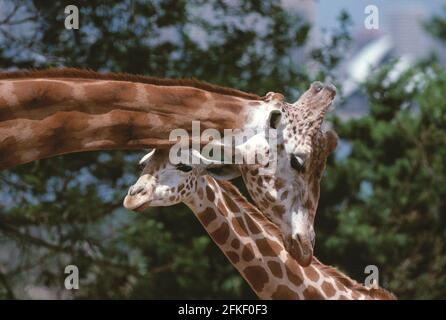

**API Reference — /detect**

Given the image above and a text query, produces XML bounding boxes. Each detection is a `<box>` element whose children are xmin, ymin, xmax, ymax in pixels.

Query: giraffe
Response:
<box><xmin>0</xmin><ymin>68</ymin><xmax>282</xmax><ymax>170</ymax></box>
<box><xmin>0</xmin><ymin>67</ymin><xmax>332</xmax><ymax>266</ymax></box>
<box><xmin>0</xmin><ymin>69</ymin><xmax>394</xmax><ymax>298</ymax></box>
<box><xmin>193</xmin><ymin>81</ymin><xmax>337</xmax><ymax>266</ymax></box>
<box><xmin>123</xmin><ymin>149</ymin><xmax>396</xmax><ymax>300</ymax></box>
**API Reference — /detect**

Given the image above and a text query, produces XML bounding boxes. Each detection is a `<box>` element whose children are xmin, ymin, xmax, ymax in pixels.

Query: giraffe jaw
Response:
<box><xmin>123</xmin><ymin>195</ymin><xmax>151</xmax><ymax>212</ymax></box>
<box><xmin>132</xmin><ymin>201</ymin><xmax>151</xmax><ymax>212</ymax></box>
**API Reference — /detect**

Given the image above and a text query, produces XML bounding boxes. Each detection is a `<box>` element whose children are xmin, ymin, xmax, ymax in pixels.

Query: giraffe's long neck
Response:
<box><xmin>0</xmin><ymin>76</ymin><xmax>267</xmax><ymax>170</ymax></box>
<box><xmin>185</xmin><ymin>176</ymin><xmax>395</xmax><ymax>300</ymax></box>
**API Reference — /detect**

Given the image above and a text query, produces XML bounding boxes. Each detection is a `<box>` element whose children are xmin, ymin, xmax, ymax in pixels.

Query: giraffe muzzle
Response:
<box><xmin>123</xmin><ymin>184</ymin><xmax>152</xmax><ymax>212</ymax></box>
<box><xmin>324</xmin><ymin>83</ymin><xmax>337</xmax><ymax>99</ymax></box>
<box><xmin>286</xmin><ymin>233</ymin><xmax>314</xmax><ymax>267</ymax></box>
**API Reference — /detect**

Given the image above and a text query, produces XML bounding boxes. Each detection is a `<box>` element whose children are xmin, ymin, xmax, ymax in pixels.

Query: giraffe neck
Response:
<box><xmin>185</xmin><ymin>176</ymin><xmax>395</xmax><ymax>300</ymax></box>
<box><xmin>0</xmin><ymin>72</ymin><xmax>270</xmax><ymax>170</ymax></box>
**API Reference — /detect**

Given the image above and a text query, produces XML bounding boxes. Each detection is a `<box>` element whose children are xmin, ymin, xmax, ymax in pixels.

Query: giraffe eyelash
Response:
<box><xmin>175</xmin><ymin>163</ymin><xmax>192</xmax><ymax>172</ymax></box>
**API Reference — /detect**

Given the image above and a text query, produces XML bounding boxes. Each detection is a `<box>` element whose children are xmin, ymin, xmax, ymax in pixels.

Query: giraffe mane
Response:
<box><xmin>0</xmin><ymin>68</ymin><xmax>262</xmax><ymax>101</ymax></box>
<box><xmin>313</xmin><ymin>259</ymin><xmax>397</xmax><ymax>300</ymax></box>
<box><xmin>216</xmin><ymin>179</ymin><xmax>396</xmax><ymax>300</ymax></box>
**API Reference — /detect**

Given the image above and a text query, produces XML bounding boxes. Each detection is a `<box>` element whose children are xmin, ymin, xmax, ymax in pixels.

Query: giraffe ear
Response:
<box><xmin>206</xmin><ymin>165</ymin><xmax>241</xmax><ymax>181</ymax></box>
<box><xmin>139</xmin><ymin>149</ymin><xmax>156</xmax><ymax>165</ymax></box>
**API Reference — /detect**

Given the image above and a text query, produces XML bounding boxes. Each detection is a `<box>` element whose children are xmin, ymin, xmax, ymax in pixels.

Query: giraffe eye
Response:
<box><xmin>290</xmin><ymin>154</ymin><xmax>305</xmax><ymax>173</ymax></box>
<box><xmin>176</xmin><ymin>163</ymin><xmax>192</xmax><ymax>172</ymax></box>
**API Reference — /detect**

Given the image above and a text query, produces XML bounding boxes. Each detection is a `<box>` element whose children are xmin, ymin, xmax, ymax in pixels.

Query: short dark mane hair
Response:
<box><xmin>0</xmin><ymin>68</ymin><xmax>262</xmax><ymax>100</ymax></box>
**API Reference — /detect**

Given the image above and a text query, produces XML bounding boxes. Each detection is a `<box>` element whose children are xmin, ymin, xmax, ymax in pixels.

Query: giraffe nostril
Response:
<box><xmin>129</xmin><ymin>185</ymin><xmax>145</xmax><ymax>196</ymax></box>
<box><xmin>312</xmin><ymin>81</ymin><xmax>324</xmax><ymax>93</ymax></box>
<box><xmin>325</xmin><ymin>83</ymin><xmax>337</xmax><ymax>97</ymax></box>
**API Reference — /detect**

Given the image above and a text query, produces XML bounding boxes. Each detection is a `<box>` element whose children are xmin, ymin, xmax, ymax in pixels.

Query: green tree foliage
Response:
<box><xmin>0</xmin><ymin>1</ymin><xmax>445</xmax><ymax>299</ymax></box>
<box><xmin>425</xmin><ymin>5</ymin><xmax>446</xmax><ymax>42</ymax></box>
<box><xmin>317</xmin><ymin>61</ymin><xmax>446</xmax><ymax>299</ymax></box>
<box><xmin>314</xmin><ymin>9</ymin><xmax>446</xmax><ymax>299</ymax></box>
<box><xmin>0</xmin><ymin>0</ymin><xmax>315</xmax><ymax>299</ymax></box>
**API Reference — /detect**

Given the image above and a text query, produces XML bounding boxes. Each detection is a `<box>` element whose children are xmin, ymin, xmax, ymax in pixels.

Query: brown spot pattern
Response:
<box><xmin>256</xmin><ymin>238</ymin><xmax>282</xmax><ymax>257</ymax></box>
<box><xmin>216</xmin><ymin>199</ymin><xmax>229</xmax><ymax>217</ymax></box>
<box><xmin>271</xmin><ymin>285</ymin><xmax>299</xmax><ymax>300</ymax></box>
<box><xmin>272</xmin><ymin>205</ymin><xmax>285</xmax><ymax>218</ymax></box>
<box><xmin>242</xmin><ymin>243</ymin><xmax>255</xmax><ymax>262</ymax></box>
<box><xmin>274</xmin><ymin>179</ymin><xmax>285</xmax><ymax>189</ymax></box>
<box><xmin>285</xmin><ymin>258</ymin><xmax>303</xmax><ymax>286</ymax></box>
<box><xmin>303</xmin><ymin>285</ymin><xmax>324</xmax><ymax>300</ymax></box>
<box><xmin>85</xmin><ymin>81</ymin><xmax>137</xmax><ymax>107</ymax></box>
<box><xmin>304</xmin><ymin>266</ymin><xmax>320</xmax><ymax>282</ymax></box>
<box><xmin>244</xmin><ymin>215</ymin><xmax>261</xmax><ymax>235</ymax></box>
<box><xmin>231</xmin><ymin>217</ymin><xmax>249</xmax><ymax>237</ymax></box>
<box><xmin>210</xmin><ymin>222</ymin><xmax>230</xmax><ymax>245</ymax></box>
<box><xmin>205</xmin><ymin>186</ymin><xmax>215</xmax><ymax>202</ymax></box>
<box><xmin>0</xmin><ymin>68</ymin><xmax>261</xmax><ymax>100</ymax></box>
<box><xmin>280</xmin><ymin>191</ymin><xmax>289</xmax><ymax>201</ymax></box>
<box><xmin>231</xmin><ymin>239</ymin><xmax>240</xmax><ymax>249</ymax></box>
<box><xmin>243</xmin><ymin>266</ymin><xmax>269</xmax><ymax>293</ymax></box>
<box><xmin>222</xmin><ymin>191</ymin><xmax>240</xmax><ymax>213</ymax></box>
<box><xmin>321</xmin><ymin>281</ymin><xmax>336</xmax><ymax>298</ymax></box>
<box><xmin>265</xmin><ymin>192</ymin><xmax>275</xmax><ymax>202</ymax></box>
<box><xmin>225</xmin><ymin>251</ymin><xmax>240</xmax><ymax>264</ymax></box>
<box><xmin>335</xmin><ymin>282</ymin><xmax>347</xmax><ymax>293</ymax></box>
<box><xmin>198</xmin><ymin>208</ymin><xmax>217</xmax><ymax>227</ymax></box>
<box><xmin>14</xmin><ymin>81</ymin><xmax>74</xmax><ymax>116</ymax></box>
<box><xmin>267</xmin><ymin>261</ymin><xmax>283</xmax><ymax>278</ymax></box>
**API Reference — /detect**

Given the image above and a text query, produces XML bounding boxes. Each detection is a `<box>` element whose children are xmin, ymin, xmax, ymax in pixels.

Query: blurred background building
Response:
<box><xmin>285</xmin><ymin>0</ymin><xmax>446</xmax><ymax>119</ymax></box>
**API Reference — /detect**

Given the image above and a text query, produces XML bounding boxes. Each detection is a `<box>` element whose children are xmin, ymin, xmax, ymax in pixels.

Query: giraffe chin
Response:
<box><xmin>285</xmin><ymin>235</ymin><xmax>314</xmax><ymax>267</ymax></box>
<box><xmin>123</xmin><ymin>197</ymin><xmax>151</xmax><ymax>212</ymax></box>
<box><xmin>133</xmin><ymin>202</ymin><xmax>151</xmax><ymax>212</ymax></box>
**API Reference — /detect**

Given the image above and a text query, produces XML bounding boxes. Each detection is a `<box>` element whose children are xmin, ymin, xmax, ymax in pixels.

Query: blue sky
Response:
<box><xmin>314</xmin><ymin>0</ymin><xmax>445</xmax><ymax>30</ymax></box>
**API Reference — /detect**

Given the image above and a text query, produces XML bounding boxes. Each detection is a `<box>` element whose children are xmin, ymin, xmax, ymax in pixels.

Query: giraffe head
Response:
<box><xmin>195</xmin><ymin>82</ymin><xmax>337</xmax><ymax>266</ymax></box>
<box><xmin>124</xmin><ymin>149</ymin><xmax>196</xmax><ymax>210</ymax></box>
<box><xmin>280</xmin><ymin>81</ymin><xmax>336</xmax><ymax>158</ymax></box>
<box><xmin>123</xmin><ymin>148</ymin><xmax>235</xmax><ymax>210</ymax></box>
<box><xmin>244</xmin><ymin>129</ymin><xmax>337</xmax><ymax>266</ymax></box>
<box><xmin>246</xmin><ymin>82</ymin><xmax>337</xmax><ymax>266</ymax></box>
